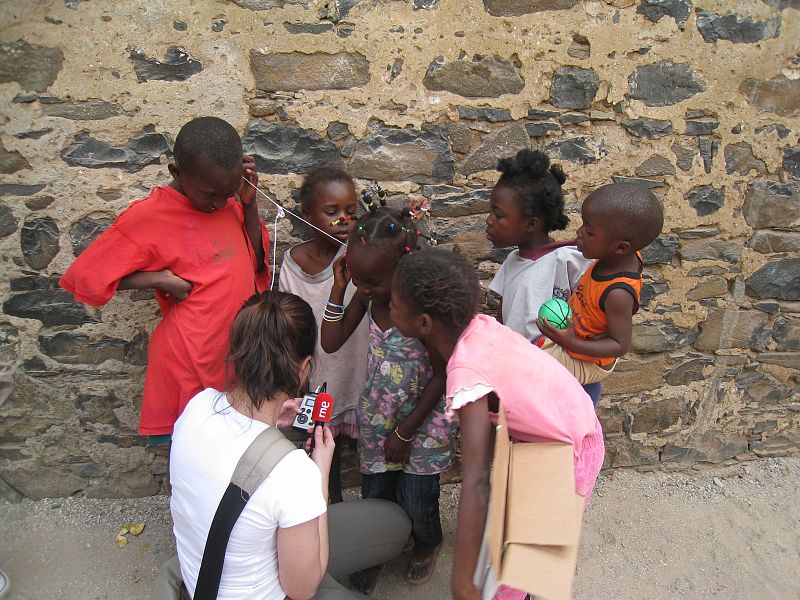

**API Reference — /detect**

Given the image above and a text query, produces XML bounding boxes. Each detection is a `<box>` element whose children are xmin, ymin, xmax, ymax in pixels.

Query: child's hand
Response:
<box><xmin>331</xmin><ymin>255</ymin><xmax>351</xmax><ymax>292</ymax></box>
<box><xmin>237</xmin><ymin>155</ymin><xmax>259</xmax><ymax>207</ymax></box>
<box><xmin>407</xmin><ymin>195</ymin><xmax>429</xmax><ymax>222</ymax></box>
<box><xmin>384</xmin><ymin>428</ymin><xmax>412</xmax><ymax>464</ymax></box>
<box><xmin>536</xmin><ymin>315</ymin><xmax>576</xmax><ymax>348</ymax></box>
<box><xmin>156</xmin><ymin>269</ymin><xmax>192</xmax><ymax>301</ymax></box>
<box><xmin>276</xmin><ymin>396</ymin><xmax>302</xmax><ymax>428</ymax></box>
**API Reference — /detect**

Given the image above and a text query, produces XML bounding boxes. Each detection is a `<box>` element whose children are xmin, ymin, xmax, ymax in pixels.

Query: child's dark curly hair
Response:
<box><xmin>351</xmin><ymin>206</ymin><xmax>421</xmax><ymax>258</ymax></box>
<box><xmin>496</xmin><ymin>149</ymin><xmax>569</xmax><ymax>232</ymax></box>
<box><xmin>395</xmin><ymin>249</ymin><xmax>480</xmax><ymax>332</ymax></box>
<box><xmin>299</xmin><ymin>165</ymin><xmax>355</xmax><ymax>211</ymax></box>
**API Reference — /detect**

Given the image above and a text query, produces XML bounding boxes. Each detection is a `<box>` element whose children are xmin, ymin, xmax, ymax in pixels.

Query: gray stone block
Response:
<box><xmin>724</xmin><ymin>142</ymin><xmax>766</xmax><ymax>175</ymax></box>
<box><xmin>350</xmin><ymin>124</ymin><xmax>454</xmax><ymax>183</ymax></box>
<box><xmin>621</xmin><ymin>118</ymin><xmax>673</xmax><ymax>139</ymax></box>
<box><xmin>628</xmin><ymin>61</ymin><xmax>705</xmax><ymax>107</ymax></box>
<box><xmin>42</xmin><ymin>100</ymin><xmax>127</xmax><ymax>120</ymax></box>
<box><xmin>631</xmin><ymin>319</ymin><xmax>696</xmax><ymax>353</ymax></box>
<box><xmin>243</xmin><ymin>121</ymin><xmax>343</xmax><ymax>174</ymax></box>
<box><xmin>783</xmin><ymin>147</ymin><xmax>799</xmax><ymax>180</ymax></box>
<box><xmin>20</xmin><ymin>217</ymin><xmax>60</xmax><ymax>270</ymax></box>
<box><xmin>127</xmin><ymin>46</ymin><xmax>202</xmax><ymax>83</ymax></box>
<box><xmin>548</xmin><ymin>67</ymin><xmax>599</xmax><ymax>110</ymax></box>
<box><xmin>695</xmin><ymin>308</ymin><xmax>771</xmax><ymax>351</ymax></box>
<box><xmin>0</xmin><ymin>204</ymin><xmax>17</xmax><ymax>238</ymax></box>
<box><xmin>748</xmin><ymin>231</ymin><xmax>800</xmax><ymax>254</ymax></box>
<box><xmin>697</xmin><ymin>11</ymin><xmax>781</xmax><ymax>44</ymax></box>
<box><xmin>636</xmin><ymin>0</ymin><xmax>691</xmax><ymax>26</ymax></box>
<box><xmin>679</xmin><ymin>239</ymin><xmax>743</xmax><ymax>264</ymax></box>
<box><xmin>746</xmin><ymin>258</ymin><xmax>800</xmax><ymax>301</ymax></box>
<box><xmin>0</xmin><ymin>39</ymin><xmax>63</xmax><ymax>92</ymax></box>
<box><xmin>250</xmin><ymin>51</ymin><xmax>370</xmax><ymax>92</ymax></box>
<box><xmin>743</xmin><ymin>180</ymin><xmax>800</xmax><ymax>229</ymax></box>
<box><xmin>61</xmin><ymin>126</ymin><xmax>171</xmax><ymax>173</ymax></box>
<box><xmin>459</xmin><ymin>123</ymin><xmax>529</xmax><ymax>175</ymax></box>
<box><xmin>739</xmin><ymin>77</ymin><xmax>800</xmax><ymax>117</ymax></box>
<box><xmin>0</xmin><ymin>142</ymin><xmax>30</xmax><ymax>174</ymax></box>
<box><xmin>635</xmin><ymin>155</ymin><xmax>675</xmax><ymax>177</ymax></box>
<box><xmin>423</xmin><ymin>55</ymin><xmax>524</xmax><ymax>98</ymax></box>
<box><xmin>457</xmin><ymin>106</ymin><xmax>512</xmax><ymax>122</ymax></box>
<box><xmin>70</xmin><ymin>217</ymin><xmax>113</xmax><ymax>256</ymax></box>
<box><xmin>684</xmin><ymin>185</ymin><xmax>725</xmax><ymax>216</ymax></box>
<box><xmin>429</xmin><ymin>188</ymin><xmax>491</xmax><ymax>218</ymax></box>
<box><xmin>4</xmin><ymin>276</ymin><xmax>95</xmax><ymax>326</ymax></box>
<box><xmin>483</xmin><ymin>0</ymin><xmax>577</xmax><ymax>16</ymax></box>
<box><xmin>544</xmin><ymin>136</ymin><xmax>606</xmax><ymax>165</ymax></box>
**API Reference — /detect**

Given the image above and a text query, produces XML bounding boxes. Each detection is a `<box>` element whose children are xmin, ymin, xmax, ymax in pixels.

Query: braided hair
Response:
<box><xmin>496</xmin><ymin>149</ymin><xmax>568</xmax><ymax>232</ymax></box>
<box><xmin>395</xmin><ymin>249</ymin><xmax>480</xmax><ymax>332</ymax></box>
<box><xmin>350</xmin><ymin>206</ymin><xmax>421</xmax><ymax>258</ymax></box>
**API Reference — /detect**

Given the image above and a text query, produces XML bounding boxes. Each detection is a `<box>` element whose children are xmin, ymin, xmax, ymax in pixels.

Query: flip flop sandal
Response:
<box><xmin>405</xmin><ymin>545</ymin><xmax>442</xmax><ymax>585</ymax></box>
<box><xmin>348</xmin><ymin>563</ymin><xmax>384</xmax><ymax>596</ymax></box>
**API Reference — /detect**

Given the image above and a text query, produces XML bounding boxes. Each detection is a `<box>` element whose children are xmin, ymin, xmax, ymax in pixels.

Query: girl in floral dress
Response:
<box><xmin>321</xmin><ymin>206</ymin><xmax>454</xmax><ymax>591</ymax></box>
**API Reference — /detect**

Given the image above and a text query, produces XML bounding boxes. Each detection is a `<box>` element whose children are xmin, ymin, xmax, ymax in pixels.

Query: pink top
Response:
<box><xmin>446</xmin><ymin>314</ymin><xmax>604</xmax><ymax>498</ymax></box>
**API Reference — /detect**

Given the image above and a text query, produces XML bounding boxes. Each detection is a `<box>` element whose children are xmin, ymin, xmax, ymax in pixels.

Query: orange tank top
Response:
<box><xmin>566</xmin><ymin>254</ymin><xmax>643</xmax><ymax>366</ymax></box>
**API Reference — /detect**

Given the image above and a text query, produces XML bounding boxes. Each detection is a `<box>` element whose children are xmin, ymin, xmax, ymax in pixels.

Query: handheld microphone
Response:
<box><xmin>309</xmin><ymin>392</ymin><xmax>334</xmax><ymax>452</ymax></box>
<box><xmin>311</xmin><ymin>393</ymin><xmax>334</xmax><ymax>424</ymax></box>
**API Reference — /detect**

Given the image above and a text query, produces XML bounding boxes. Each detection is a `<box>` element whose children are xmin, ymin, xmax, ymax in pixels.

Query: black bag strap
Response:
<box><xmin>193</xmin><ymin>426</ymin><xmax>296</xmax><ymax>600</ymax></box>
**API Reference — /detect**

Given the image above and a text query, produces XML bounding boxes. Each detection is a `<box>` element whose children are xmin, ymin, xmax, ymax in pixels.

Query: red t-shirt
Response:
<box><xmin>60</xmin><ymin>185</ymin><xmax>270</xmax><ymax>434</ymax></box>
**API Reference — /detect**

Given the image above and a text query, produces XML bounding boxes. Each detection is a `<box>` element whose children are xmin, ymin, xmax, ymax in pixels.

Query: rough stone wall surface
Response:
<box><xmin>0</xmin><ymin>0</ymin><xmax>798</xmax><ymax>499</ymax></box>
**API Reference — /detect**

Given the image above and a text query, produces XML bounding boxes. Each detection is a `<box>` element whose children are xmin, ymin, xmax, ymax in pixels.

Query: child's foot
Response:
<box><xmin>349</xmin><ymin>564</ymin><xmax>383</xmax><ymax>595</ymax></box>
<box><xmin>404</xmin><ymin>544</ymin><xmax>442</xmax><ymax>585</ymax></box>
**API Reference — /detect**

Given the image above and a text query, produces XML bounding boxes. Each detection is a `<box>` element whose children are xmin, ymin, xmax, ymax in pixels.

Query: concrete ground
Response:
<box><xmin>2</xmin><ymin>457</ymin><xmax>799</xmax><ymax>600</ymax></box>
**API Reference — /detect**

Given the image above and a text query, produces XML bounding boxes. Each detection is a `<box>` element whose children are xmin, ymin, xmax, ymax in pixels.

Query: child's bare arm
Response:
<box><xmin>119</xmin><ymin>269</ymin><xmax>192</xmax><ymax>301</ymax></box>
<box><xmin>384</xmin><ymin>346</ymin><xmax>447</xmax><ymax>464</ymax></box>
<box><xmin>451</xmin><ymin>396</ymin><xmax>492</xmax><ymax>600</ymax></box>
<box><xmin>239</xmin><ymin>156</ymin><xmax>266</xmax><ymax>271</ymax></box>
<box><xmin>495</xmin><ymin>298</ymin><xmax>504</xmax><ymax>325</ymax></box>
<box><xmin>320</xmin><ymin>256</ymin><xmax>367</xmax><ymax>353</ymax></box>
<box><xmin>538</xmin><ymin>287</ymin><xmax>634</xmax><ymax>358</ymax></box>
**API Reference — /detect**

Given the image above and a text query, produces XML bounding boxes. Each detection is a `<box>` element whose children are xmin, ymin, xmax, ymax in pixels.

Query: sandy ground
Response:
<box><xmin>1</xmin><ymin>457</ymin><xmax>799</xmax><ymax>600</ymax></box>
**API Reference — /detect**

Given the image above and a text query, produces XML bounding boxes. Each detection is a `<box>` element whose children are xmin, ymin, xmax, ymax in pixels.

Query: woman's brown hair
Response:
<box><xmin>228</xmin><ymin>291</ymin><xmax>317</xmax><ymax>410</ymax></box>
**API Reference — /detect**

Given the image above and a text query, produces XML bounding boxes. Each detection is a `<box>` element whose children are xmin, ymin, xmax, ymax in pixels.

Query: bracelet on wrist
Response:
<box><xmin>394</xmin><ymin>427</ymin><xmax>412</xmax><ymax>443</ymax></box>
<box><xmin>326</xmin><ymin>300</ymin><xmax>345</xmax><ymax>309</ymax></box>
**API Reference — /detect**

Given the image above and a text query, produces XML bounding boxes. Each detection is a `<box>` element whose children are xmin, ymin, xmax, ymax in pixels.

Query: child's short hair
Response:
<box><xmin>351</xmin><ymin>206</ymin><xmax>420</xmax><ymax>258</ymax></box>
<box><xmin>395</xmin><ymin>249</ymin><xmax>480</xmax><ymax>331</ymax></box>
<box><xmin>299</xmin><ymin>165</ymin><xmax>355</xmax><ymax>211</ymax></box>
<box><xmin>228</xmin><ymin>291</ymin><xmax>316</xmax><ymax>410</ymax></box>
<box><xmin>496</xmin><ymin>149</ymin><xmax>568</xmax><ymax>233</ymax></box>
<box><xmin>587</xmin><ymin>184</ymin><xmax>664</xmax><ymax>250</ymax></box>
<box><xmin>174</xmin><ymin>117</ymin><xmax>242</xmax><ymax>175</ymax></box>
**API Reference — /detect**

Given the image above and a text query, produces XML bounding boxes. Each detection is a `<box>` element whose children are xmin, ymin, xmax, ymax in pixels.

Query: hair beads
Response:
<box><xmin>361</xmin><ymin>181</ymin><xmax>388</xmax><ymax>213</ymax></box>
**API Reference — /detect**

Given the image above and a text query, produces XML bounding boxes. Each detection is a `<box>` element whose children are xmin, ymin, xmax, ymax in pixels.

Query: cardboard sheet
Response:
<box><xmin>486</xmin><ymin>408</ymin><xmax>585</xmax><ymax>600</ymax></box>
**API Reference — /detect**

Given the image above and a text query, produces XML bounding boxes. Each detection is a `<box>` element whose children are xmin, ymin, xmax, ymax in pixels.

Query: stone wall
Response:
<box><xmin>0</xmin><ymin>0</ymin><xmax>798</xmax><ymax>499</ymax></box>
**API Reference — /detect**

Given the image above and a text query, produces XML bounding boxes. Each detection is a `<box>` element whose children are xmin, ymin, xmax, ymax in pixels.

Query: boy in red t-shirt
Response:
<box><xmin>537</xmin><ymin>183</ymin><xmax>664</xmax><ymax>384</ymax></box>
<box><xmin>60</xmin><ymin>117</ymin><xmax>270</xmax><ymax>438</ymax></box>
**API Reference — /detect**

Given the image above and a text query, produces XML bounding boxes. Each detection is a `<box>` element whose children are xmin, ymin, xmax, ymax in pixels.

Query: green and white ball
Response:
<box><xmin>538</xmin><ymin>298</ymin><xmax>572</xmax><ymax>329</ymax></box>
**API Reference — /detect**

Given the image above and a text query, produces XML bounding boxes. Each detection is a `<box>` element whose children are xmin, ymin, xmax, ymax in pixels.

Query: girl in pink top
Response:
<box><xmin>389</xmin><ymin>249</ymin><xmax>604</xmax><ymax>600</ymax></box>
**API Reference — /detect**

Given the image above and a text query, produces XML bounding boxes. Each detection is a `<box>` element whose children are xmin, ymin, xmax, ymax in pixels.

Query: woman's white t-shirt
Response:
<box><xmin>170</xmin><ymin>389</ymin><xmax>327</xmax><ymax>600</ymax></box>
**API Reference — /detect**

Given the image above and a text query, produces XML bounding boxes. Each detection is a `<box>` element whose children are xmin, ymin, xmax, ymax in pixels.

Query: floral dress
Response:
<box><xmin>358</xmin><ymin>313</ymin><xmax>454</xmax><ymax>475</ymax></box>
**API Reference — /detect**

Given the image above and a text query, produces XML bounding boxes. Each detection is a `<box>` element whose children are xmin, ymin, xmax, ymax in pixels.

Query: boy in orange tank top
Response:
<box><xmin>537</xmin><ymin>183</ymin><xmax>664</xmax><ymax>384</ymax></box>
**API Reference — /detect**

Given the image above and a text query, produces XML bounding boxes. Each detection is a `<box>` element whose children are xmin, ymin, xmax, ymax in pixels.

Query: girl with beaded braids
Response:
<box><xmin>321</xmin><ymin>207</ymin><xmax>454</xmax><ymax>591</ymax></box>
<box><xmin>390</xmin><ymin>249</ymin><xmax>604</xmax><ymax>600</ymax></box>
<box><xmin>486</xmin><ymin>149</ymin><xmax>590</xmax><ymax>344</ymax></box>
